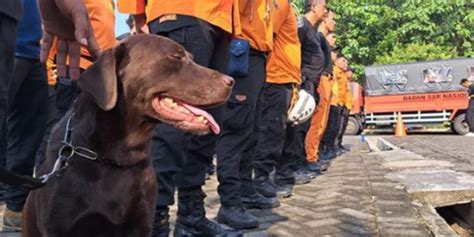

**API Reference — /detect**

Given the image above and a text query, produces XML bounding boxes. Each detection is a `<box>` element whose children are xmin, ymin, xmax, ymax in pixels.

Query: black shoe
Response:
<box><xmin>242</xmin><ymin>193</ymin><xmax>280</xmax><ymax>209</ymax></box>
<box><xmin>275</xmin><ymin>184</ymin><xmax>292</xmax><ymax>198</ymax></box>
<box><xmin>293</xmin><ymin>171</ymin><xmax>311</xmax><ymax>185</ymax></box>
<box><xmin>336</xmin><ymin>149</ymin><xmax>345</xmax><ymax>156</ymax></box>
<box><xmin>275</xmin><ymin>172</ymin><xmax>310</xmax><ymax>186</ymax></box>
<box><xmin>328</xmin><ymin>147</ymin><xmax>338</xmax><ymax>158</ymax></box>
<box><xmin>319</xmin><ymin>151</ymin><xmax>330</xmax><ymax>161</ymax></box>
<box><xmin>338</xmin><ymin>144</ymin><xmax>349</xmax><ymax>151</ymax></box>
<box><xmin>299</xmin><ymin>169</ymin><xmax>318</xmax><ymax>179</ymax></box>
<box><xmin>174</xmin><ymin>190</ymin><xmax>242</xmax><ymax>237</ymax></box>
<box><xmin>254</xmin><ymin>176</ymin><xmax>277</xmax><ymax>198</ymax></box>
<box><xmin>153</xmin><ymin>207</ymin><xmax>170</xmax><ymax>237</ymax></box>
<box><xmin>217</xmin><ymin>206</ymin><xmax>259</xmax><ymax>230</ymax></box>
<box><xmin>308</xmin><ymin>161</ymin><xmax>329</xmax><ymax>172</ymax></box>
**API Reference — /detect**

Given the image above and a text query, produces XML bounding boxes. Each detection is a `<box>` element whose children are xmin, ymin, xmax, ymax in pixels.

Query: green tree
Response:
<box><xmin>291</xmin><ymin>0</ymin><xmax>474</xmax><ymax>81</ymax></box>
<box><xmin>375</xmin><ymin>43</ymin><xmax>458</xmax><ymax>64</ymax></box>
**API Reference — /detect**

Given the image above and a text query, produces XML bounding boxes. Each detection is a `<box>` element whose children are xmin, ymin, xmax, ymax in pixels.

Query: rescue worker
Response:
<box><xmin>3</xmin><ymin>0</ymin><xmax>47</xmax><ymax>230</ymax></box>
<box><xmin>0</xmin><ymin>0</ymin><xmax>21</xmax><ymax>203</ymax></box>
<box><xmin>320</xmin><ymin>53</ymin><xmax>348</xmax><ymax>160</ymax></box>
<box><xmin>303</xmin><ymin>9</ymin><xmax>335</xmax><ymax>173</ymax></box>
<box><xmin>215</xmin><ymin>0</ymin><xmax>274</xmax><ymax>230</ymax></box>
<box><xmin>36</xmin><ymin>0</ymin><xmax>116</xmax><ymax>166</ymax></box>
<box><xmin>461</xmin><ymin>78</ymin><xmax>474</xmax><ymax>136</ymax></box>
<box><xmin>284</xmin><ymin>0</ymin><xmax>326</xmax><ymax>178</ymax></box>
<box><xmin>335</xmin><ymin>67</ymin><xmax>354</xmax><ymax>151</ymax></box>
<box><xmin>118</xmin><ymin>1</ymin><xmax>242</xmax><ymax>236</ymax></box>
<box><xmin>252</xmin><ymin>0</ymin><xmax>302</xmax><ymax>200</ymax></box>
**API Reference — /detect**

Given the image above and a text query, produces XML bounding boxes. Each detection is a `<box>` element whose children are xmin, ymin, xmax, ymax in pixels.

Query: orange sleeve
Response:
<box><xmin>117</xmin><ymin>0</ymin><xmax>145</xmax><ymax>14</ymax></box>
<box><xmin>232</xmin><ymin>0</ymin><xmax>242</xmax><ymax>36</ymax></box>
<box><xmin>272</xmin><ymin>0</ymin><xmax>289</xmax><ymax>34</ymax></box>
<box><xmin>345</xmin><ymin>83</ymin><xmax>353</xmax><ymax>109</ymax></box>
<box><xmin>236</xmin><ymin>0</ymin><xmax>273</xmax><ymax>52</ymax></box>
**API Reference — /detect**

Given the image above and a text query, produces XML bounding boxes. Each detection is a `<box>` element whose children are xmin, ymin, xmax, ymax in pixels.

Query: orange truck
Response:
<box><xmin>346</xmin><ymin>58</ymin><xmax>474</xmax><ymax>135</ymax></box>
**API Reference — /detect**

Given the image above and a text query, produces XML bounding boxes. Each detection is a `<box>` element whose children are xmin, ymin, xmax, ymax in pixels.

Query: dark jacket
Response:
<box><xmin>297</xmin><ymin>16</ymin><xmax>324</xmax><ymax>87</ymax></box>
<box><xmin>0</xmin><ymin>0</ymin><xmax>22</xmax><ymax>21</ymax></box>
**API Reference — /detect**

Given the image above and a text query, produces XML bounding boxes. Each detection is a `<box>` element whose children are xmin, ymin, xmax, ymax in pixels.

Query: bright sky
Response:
<box><xmin>114</xmin><ymin>6</ymin><xmax>130</xmax><ymax>36</ymax></box>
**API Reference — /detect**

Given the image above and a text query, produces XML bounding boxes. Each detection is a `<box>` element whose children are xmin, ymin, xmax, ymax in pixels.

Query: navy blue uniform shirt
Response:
<box><xmin>15</xmin><ymin>0</ymin><xmax>42</xmax><ymax>60</ymax></box>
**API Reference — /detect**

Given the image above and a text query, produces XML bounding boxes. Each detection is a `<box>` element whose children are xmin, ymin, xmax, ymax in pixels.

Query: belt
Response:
<box><xmin>249</xmin><ymin>48</ymin><xmax>267</xmax><ymax>58</ymax></box>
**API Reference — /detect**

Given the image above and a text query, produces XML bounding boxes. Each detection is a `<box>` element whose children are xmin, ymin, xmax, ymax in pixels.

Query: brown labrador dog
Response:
<box><xmin>22</xmin><ymin>34</ymin><xmax>233</xmax><ymax>237</ymax></box>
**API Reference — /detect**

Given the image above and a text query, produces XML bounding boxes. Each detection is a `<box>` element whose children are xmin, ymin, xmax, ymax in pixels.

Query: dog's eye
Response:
<box><xmin>170</xmin><ymin>53</ymin><xmax>183</xmax><ymax>60</ymax></box>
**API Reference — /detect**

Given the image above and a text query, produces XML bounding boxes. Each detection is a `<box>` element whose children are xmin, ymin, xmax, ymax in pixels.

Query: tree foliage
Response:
<box><xmin>291</xmin><ymin>0</ymin><xmax>474</xmax><ymax>81</ymax></box>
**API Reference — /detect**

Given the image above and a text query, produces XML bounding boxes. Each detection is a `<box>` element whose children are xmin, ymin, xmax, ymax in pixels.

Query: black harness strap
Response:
<box><xmin>0</xmin><ymin>113</ymin><xmax>143</xmax><ymax>190</ymax></box>
<box><xmin>0</xmin><ymin>167</ymin><xmax>45</xmax><ymax>190</ymax></box>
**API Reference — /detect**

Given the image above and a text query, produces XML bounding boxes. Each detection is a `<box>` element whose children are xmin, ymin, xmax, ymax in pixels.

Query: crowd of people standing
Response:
<box><xmin>0</xmin><ymin>0</ymin><xmax>354</xmax><ymax>236</ymax></box>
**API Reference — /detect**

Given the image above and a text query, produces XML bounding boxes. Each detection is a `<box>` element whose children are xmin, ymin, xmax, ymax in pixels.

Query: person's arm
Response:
<box><xmin>133</xmin><ymin>14</ymin><xmax>149</xmax><ymax>34</ymax></box>
<box><xmin>117</xmin><ymin>0</ymin><xmax>148</xmax><ymax>34</ymax></box>
<box><xmin>308</xmin><ymin>34</ymin><xmax>325</xmax><ymax>89</ymax></box>
<box><xmin>38</xmin><ymin>0</ymin><xmax>100</xmax><ymax>80</ymax></box>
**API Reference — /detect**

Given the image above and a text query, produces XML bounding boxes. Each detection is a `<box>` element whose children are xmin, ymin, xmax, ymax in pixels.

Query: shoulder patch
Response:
<box><xmin>297</xmin><ymin>16</ymin><xmax>304</xmax><ymax>28</ymax></box>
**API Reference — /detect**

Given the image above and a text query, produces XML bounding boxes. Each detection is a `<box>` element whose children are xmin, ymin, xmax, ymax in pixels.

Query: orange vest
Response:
<box><xmin>266</xmin><ymin>0</ymin><xmax>301</xmax><ymax>84</ymax></box>
<box><xmin>337</xmin><ymin>69</ymin><xmax>349</xmax><ymax>106</ymax></box>
<box><xmin>117</xmin><ymin>0</ymin><xmax>239</xmax><ymax>35</ymax></box>
<box><xmin>236</xmin><ymin>0</ymin><xmax>273</xmax><ymax>52</ymax></box>
<box><xmin>332</xmin><ymin>66</ymin><xmax>346</xmax><ymax>106</ymax></box>
<box><xmin>345</xmin><ymin>82</ymin><xmax>353</xmax><ymax>110</ymax></box>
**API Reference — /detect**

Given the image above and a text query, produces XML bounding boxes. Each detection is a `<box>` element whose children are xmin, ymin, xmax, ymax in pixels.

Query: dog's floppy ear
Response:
<box><xmin>77</xmin><ymin>47</ymin><xmax>119</xmax><ymax>111</ymax></box>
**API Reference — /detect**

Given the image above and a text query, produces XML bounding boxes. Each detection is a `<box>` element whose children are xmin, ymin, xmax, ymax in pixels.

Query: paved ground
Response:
<box><xmin>0</xmin><ymin>136</ymin><xmax>435</xmax><ymax>236</ymax></box>
<box><xmin>386</xmin><ymin>136</ymin><xmax>474</xmax><ymax>176</ymax></box>
<box><xmin>169</xmin><ymin>137</ymin><xmax>431</xmax><ymax>236</ymax></box>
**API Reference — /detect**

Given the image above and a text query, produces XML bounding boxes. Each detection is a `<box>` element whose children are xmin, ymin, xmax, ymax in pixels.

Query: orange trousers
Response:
<box><xmin>305</xmin><ymin>76</ymin><xmax>333</xmax><ymax>163</ymax></box>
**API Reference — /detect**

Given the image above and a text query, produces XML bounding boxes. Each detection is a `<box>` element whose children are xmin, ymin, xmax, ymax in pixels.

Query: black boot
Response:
<box><xmin>217</xmin><ymin>206</ymin><xmax>259</xmax><ymax>230</ymax></box>
<box><xmin>242</xmin><ymin>192</ymin><xmax>280</xmax><ymax>209</ymax></box>
<box><xmin>153</xmin><ymin>207</ymin><xmax>170</xmax><ymax>237</ymax></box>
<box><xmin>253</xmin><ymin>176</ymin><xmax>277</xmax><ymax>198</ymax></box>
<box><xmin>174</xmin><ymin>189</ymin><xmax>242</xmax><ymax>237</ymax></box>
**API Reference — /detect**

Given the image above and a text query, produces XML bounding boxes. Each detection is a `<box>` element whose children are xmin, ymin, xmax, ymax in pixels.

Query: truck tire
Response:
<box><xmin>345</xmin><ymin>116</ymin><xmax>362</xmax><ymax>135</ymax></box>
<box><xmin>452</xmin><ymin>113</ymin><xmax>469</xmax><ymax>135</ymax></box>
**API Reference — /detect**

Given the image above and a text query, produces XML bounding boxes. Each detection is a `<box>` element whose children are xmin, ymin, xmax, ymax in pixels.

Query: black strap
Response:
<box><xmin>0</xmin><ymin>167</ymin><xmax>45</xmax><ymax>190</ymax></box>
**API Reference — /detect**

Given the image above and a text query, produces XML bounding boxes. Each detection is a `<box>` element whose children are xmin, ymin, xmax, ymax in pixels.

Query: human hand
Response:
<box><xmin>133</xmin><ymin>14</ymin><xmax>149</xmax><ymax>34</ymax></box>
<box><xmin>38</xmin><ymin>0</ymin><xmax>101</xmax><ymax>80</ymax></box>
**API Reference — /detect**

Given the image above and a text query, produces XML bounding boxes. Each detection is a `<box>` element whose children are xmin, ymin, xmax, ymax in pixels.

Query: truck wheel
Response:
<box><xmin>452</xmin><ymin>113</ymin><xmax>469</xmax><ymax>135</ymax></box>
<box><xmin>345</xmin><ymin>116</ymin><xmax>362</xmax><ymax>135</ymax></box>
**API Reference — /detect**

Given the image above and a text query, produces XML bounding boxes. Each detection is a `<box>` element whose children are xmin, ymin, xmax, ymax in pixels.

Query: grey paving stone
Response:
<box><xmin>303</xmin><ymin>217</ymin><xmax>342</xmax><ymax>228</ymax></box>
<box><xmin>338</xmin><ymin>208</ymin><xmax>373</xmax><ymax>220</ymax></box>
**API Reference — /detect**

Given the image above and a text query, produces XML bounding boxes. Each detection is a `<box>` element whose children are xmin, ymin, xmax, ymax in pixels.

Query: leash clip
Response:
<box><xmin>39</xmin><ymin>154</ymin><xmax>69</xmax><ymax>184</ymax></box>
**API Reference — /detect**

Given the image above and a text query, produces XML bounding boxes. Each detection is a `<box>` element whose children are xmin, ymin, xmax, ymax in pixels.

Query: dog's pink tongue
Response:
<box><xmin>182</xmin><ymin>104</ymin><xmax>220</xmax><ymax>134</ymax></box>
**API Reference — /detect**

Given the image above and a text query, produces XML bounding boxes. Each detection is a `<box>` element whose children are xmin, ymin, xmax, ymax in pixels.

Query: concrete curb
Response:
<box><xmin>371</xmin><ymin>136</ymin><xmax>474</xmax><ymax>236</ymax></box>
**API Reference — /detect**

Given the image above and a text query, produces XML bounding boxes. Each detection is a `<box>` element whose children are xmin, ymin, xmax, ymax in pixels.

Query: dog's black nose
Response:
<box><xmin>222</xmin><ymin>76</ymin><xmax>234</xmax><ymax>87</ymax></box>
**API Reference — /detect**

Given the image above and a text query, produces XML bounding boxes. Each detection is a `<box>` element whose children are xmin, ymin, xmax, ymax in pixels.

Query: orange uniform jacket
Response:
<box><xmin>337</xmin><ymin>68</ymin><xmax>349</xmax><ymax>106</ymax></box>
<box><xmin>47</xmin><ymin>0</ymin><xmax>116</xmax><ymax>85</ymax></box>
<box><xmin>236</xmin><ymin>0</ymin><xmax>273</xmax><ymax>52</ymax></box>
<box><xmin>118</xmin><ymin>0</ymin><xmax>273</xmax><ymax>52</ymax></box>
<box><xmin>332</xmin><ymin>66</ymin><xmax>347</xmax><ymax>106</ymax></box>
<box><xmin>117</xmin><ymin>0</ymin><xmax>239</xmax><ymax>35</ymax></box>
<box><xmin>344</xmin><ymin>82</ymin><xmax>353</xmax><ymax>110</ymax></box>
<box><xmin>266</xmin><ymin>0</ymin><xmax>301</xmax><ymax>84</ymax></box>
